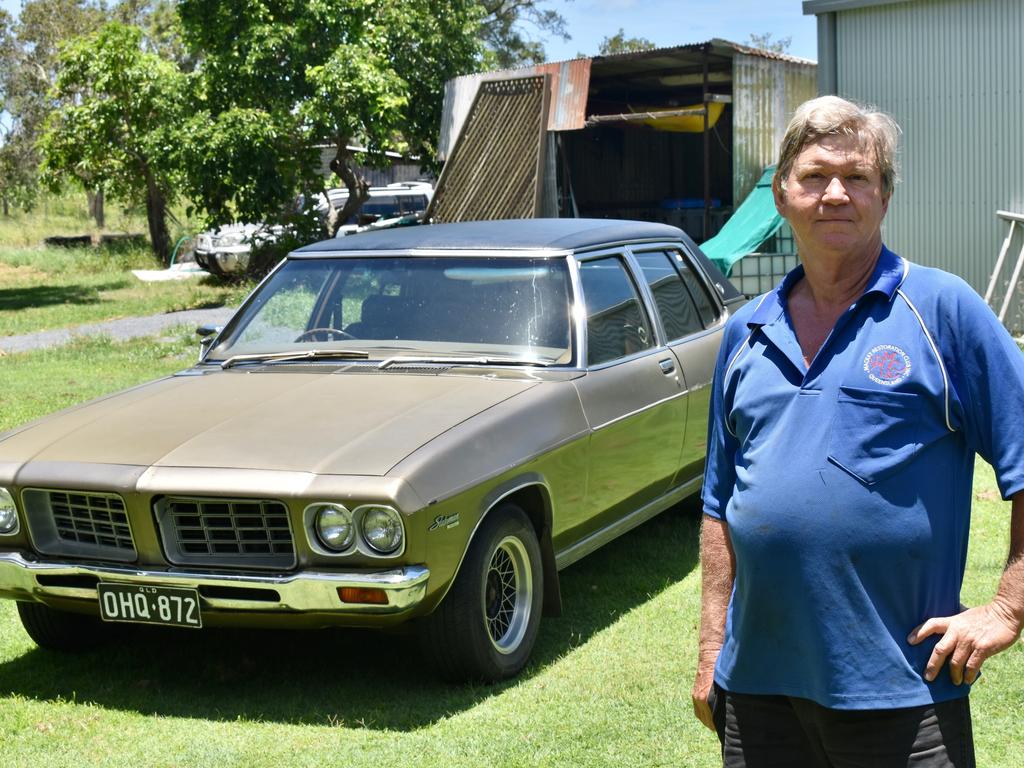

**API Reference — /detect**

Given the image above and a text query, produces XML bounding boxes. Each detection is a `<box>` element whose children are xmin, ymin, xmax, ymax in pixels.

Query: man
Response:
<box><xmin>691</xmin><ymin>95</ymin><xmax>1024</xmax><ymax>767</ymax></box>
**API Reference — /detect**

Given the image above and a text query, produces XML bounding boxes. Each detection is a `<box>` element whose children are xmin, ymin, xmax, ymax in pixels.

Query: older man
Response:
<box><xmin>692</xmin><ymin>95</ymin><xmax>1024</xmax><ymax>767</ymax></box>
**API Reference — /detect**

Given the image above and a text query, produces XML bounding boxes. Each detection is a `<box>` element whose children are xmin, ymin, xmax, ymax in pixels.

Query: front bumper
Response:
<box><xmin>0</xmin><ymin>552</ymin><xmax>429</xmax><ymax>616</ymax></box>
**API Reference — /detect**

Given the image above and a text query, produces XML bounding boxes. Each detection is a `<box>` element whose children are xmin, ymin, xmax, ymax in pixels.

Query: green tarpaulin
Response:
<box><xmin>700</xmin><ymin>166</ymin><xmax>782</xmax><ymax>275</ymax></box>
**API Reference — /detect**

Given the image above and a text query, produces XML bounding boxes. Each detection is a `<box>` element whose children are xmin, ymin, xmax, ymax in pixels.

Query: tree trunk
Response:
<box><xmin>2</xmin><ymin>196</ymin><xmax>8</xmax><ymax>217</ymax></box>
<box><xmin>144</xmin><ymin>174</ymin><xmax>171</xmax><ymax>266</ymax></box>
<box><xmin>326</xmin><ymin>140</ymin><xmax>370</xmax><ymax>238</ymax></box>
<box><xmin>87</xmin><ymin>188</ymin><xmax>105</xmax><ymax>228</ymax></box>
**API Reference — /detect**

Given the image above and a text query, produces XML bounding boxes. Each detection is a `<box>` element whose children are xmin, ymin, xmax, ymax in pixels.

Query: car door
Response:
<box><xmin>632</xmin><ymin>247</ymin><xmax>725</xmax><ymax>483</ymax></box>
<box><xmin>570</xmin><ymin>253</ymin><xmax>687</xmax><ymax>539</ymax></box>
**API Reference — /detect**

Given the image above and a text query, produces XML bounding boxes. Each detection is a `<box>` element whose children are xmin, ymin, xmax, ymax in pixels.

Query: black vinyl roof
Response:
<box><xmin>291</xmin><ymin>218</ymin><xmax>687</xmax><ymax>255</ymax></box>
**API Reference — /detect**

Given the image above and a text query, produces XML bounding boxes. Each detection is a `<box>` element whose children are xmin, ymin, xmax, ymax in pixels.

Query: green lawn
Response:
<box><xmin>0</xmin><ymin>245</ymin><xmax>249</xmax><ymax>337</ymax></box>
<box><xmin>0</xmin><ymin>230</ymin><xmax>1020</xmax><ymax>767</ymax></box>
<box><xmin>0</xmin><ymin>334</ymin><xmax>1020</xmax><ymax>767</ymax></box>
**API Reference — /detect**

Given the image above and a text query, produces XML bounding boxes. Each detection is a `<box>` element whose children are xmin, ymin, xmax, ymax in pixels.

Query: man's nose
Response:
<box><xmin>822</xmin><ymin>176</ymin><xmax>848</xmax><ymax>202</ymax></box>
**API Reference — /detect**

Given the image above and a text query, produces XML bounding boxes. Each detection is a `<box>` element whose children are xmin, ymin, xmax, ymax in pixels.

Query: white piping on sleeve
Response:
<box><xmin>896</xmin><ymin>284</ymin><xmax>954</xmax><ymax>432</ymax></box>
<box><xmin>720</xmin><ymin>295</ymin><xmax>769</xmax><ymax>438</ymax></box>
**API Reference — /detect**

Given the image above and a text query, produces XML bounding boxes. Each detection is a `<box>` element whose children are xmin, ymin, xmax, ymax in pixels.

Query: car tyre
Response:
<box><xmin>420</xmin><ymin>504</ymin><xmax>544</xmax><ymax>682</ymax></box>
<box><xmin>17</xmin><ymin>602</ymin><xmax>118</xmax><ymax>652</ymax></box>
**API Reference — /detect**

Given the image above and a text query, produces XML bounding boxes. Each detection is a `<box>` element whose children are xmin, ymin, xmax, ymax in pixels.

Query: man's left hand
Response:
<box><xmin>908</xmin><ymin>601</ymin><xmax>1022</xmax><ymax>685</ymax></box>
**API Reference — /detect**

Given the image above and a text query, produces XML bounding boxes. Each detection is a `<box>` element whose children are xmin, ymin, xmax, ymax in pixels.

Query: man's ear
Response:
<box><xmin>772</xmin><ymin>175</ymin><xmax>787</xmax><ymax>215</ymax></box>
<box><xmin>881</xmin><ymin>191</ymin><xmax>891</xmax><ymax>217</ymax></box>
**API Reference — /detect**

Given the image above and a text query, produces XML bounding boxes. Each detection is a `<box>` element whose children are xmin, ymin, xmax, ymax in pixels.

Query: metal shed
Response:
<box><xmin>434</xmin><ymin>40</ymin><xmax>816</xmax><ymax>245</ymax></box>
<box><xmin>805</xmin><ymin>0</ymin><xmax>1024</xmax><ymax>303</ymax></box>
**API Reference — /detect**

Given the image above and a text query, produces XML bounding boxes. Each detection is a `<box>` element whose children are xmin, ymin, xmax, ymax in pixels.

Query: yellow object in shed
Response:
<box><xmin>632</xmin><ymin>101</ymin><xmax>725</xmax><ymax>132</ymax></box>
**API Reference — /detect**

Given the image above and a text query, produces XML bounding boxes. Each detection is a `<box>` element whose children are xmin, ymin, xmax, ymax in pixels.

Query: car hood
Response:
<box><xmin>0</xmin><ymin>370</ymin><xmax>539</xmax><ymax>477</ymax></box>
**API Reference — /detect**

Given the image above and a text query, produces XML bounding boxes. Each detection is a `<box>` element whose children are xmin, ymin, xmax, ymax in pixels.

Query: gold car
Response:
<box><xmin>0</xmin><ymin>219</ymin><xmax>743</xmax><ymax>680</ymax></box>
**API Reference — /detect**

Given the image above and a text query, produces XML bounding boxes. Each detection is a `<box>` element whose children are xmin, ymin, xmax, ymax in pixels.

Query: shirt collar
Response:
<box><xmin>747</xmin><ymin>245</ymin><xmax>906</xmax><ymax>329</ymax></box>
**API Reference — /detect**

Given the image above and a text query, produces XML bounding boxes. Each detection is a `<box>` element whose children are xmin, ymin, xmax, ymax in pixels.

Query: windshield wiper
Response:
<box><xmin>377</xmin><ymin>354</ymin><xmax>553</xmax><ymax>370</ymax></box>
<box><xmin>219</xmin><ymin>349</ymin><xmax>370</xmax><ymax>369</ymax></box>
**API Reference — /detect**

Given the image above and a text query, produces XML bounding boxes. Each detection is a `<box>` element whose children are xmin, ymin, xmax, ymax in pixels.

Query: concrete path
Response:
<box><xmin>0</xmin><ymin>306</ymin><xmax>236</xmax><ymax>355</ymax></box>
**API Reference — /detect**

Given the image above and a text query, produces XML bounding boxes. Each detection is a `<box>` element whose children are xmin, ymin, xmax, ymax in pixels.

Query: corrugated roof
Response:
<box><xmin>803</xmin><ymin>0</ymin><xmax>914</xmax><ymax>14</ymax></box>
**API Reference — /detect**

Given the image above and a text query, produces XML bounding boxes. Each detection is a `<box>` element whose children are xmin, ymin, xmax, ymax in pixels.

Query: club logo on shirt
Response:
<box><xmin>863</xmin><ymin>344</ymin><xmax>912</xmax><ymax>385</ymax></box>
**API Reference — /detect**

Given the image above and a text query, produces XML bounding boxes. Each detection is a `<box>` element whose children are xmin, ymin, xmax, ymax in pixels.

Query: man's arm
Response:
<box><xmin>692</xmin><ymin>514</ymin><xmax>735</xmax><ymax>730</ymax></box>
<box><xmin>909</xmin><ymin>490</ymin><xmax>1024</xmax><ymax>685</ymax></box>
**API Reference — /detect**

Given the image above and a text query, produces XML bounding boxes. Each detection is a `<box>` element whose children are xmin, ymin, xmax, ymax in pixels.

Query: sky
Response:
<box><xmin>543</xmin><ymin>0</ymin><xmax>817</xmax><ymax>61</ymax></box>
<box><xmin>0</xmin><ymin>0</ymin><xmax>818</xmax><ymax>62</ymax></box>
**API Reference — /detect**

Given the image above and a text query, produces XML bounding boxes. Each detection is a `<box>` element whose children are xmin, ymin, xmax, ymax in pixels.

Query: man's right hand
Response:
<box><xmin>692</xmin><ymin>662</ymin><xmax>716</xmax><ymax>730</ymax></box>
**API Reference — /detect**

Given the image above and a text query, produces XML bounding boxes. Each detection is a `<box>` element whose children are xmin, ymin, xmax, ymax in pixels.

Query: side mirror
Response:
<box><xmin>195</xmin><ymin>324</ymin><xmax>223</xmax><ymax>362</ymax></box>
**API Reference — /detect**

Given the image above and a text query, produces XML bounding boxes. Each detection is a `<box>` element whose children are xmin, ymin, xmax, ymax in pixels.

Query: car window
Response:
<box><xmin>668</xmin><ymin>249</ymin><xmax>720</xmax><ymax>327</ymax></box>
<box><xmin>219</xmin><ymin>256</ymin><xmax>572</xmax><ymax>363</ymax></box>
<box><xmin>634</xmin><ymin>251</ymin><xmax>704</xmax><ymax>341</ymax></box>
<box><xmin>578</xmin><ymin>256</ymin><xmax>654</xmax><ymax>366</ymax></box>
<box><xmin>228</xmin><ymin>264</ymin><xmax>331</xmax><ymax>346</ymax></box>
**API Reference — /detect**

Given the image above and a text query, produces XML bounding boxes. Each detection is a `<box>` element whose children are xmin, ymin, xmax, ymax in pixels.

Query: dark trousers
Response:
<box><xmin>709</xmin><ymin>684</ymin><xmax>975</xmax><ymax>768</ymax></box>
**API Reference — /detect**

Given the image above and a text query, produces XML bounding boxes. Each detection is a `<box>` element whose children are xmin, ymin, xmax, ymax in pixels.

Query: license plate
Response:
<box><xmin>98</xmin><ymin>583</ymin><xmax>202</xmax><ymax>629</ymax></box>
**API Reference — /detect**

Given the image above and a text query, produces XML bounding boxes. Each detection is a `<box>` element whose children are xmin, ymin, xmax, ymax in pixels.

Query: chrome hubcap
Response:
<box><xmin>483</xmin><ymin>535</ymin><xmax>532</xmax><ymax>654</ymax></box>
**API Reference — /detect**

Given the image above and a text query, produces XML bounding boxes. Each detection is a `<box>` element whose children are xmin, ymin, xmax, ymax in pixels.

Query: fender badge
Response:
<box><xmin>428</xmin><ymin>513</ymin><xmax>460</xmax><ymax>532</ymax></box>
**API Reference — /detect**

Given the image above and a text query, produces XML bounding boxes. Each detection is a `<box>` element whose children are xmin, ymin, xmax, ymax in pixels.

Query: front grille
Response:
<box><xmin>50</xmin><ymin>491</ymin><xmax>133</xmax><ymax>550</ymax></box>
<box><xmin>21</xmin><ymin>489</ymin><xmax>138</xmax><ymax>563</ymax></box>
<box><xmin>156</xmin><ymin>497</ymin><xmax>295</xmax><ymax>569</ymax></box>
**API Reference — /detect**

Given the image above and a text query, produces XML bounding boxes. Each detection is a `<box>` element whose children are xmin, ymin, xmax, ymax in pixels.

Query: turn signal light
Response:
<box><xmin>338</xmin><ymin>587</ymin><xmax>389</xmax><ymax>605</ymax></box>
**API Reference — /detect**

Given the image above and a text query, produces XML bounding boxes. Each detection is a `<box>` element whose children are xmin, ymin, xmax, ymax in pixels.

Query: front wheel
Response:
<box><xmin>419</xmin><ymin>504</ymin><xmax>544</xmax><ymax>682</ymax></box>
<box><xmin>17</xmin><ymin>602</ymin><xmax>119</xmax><ymax>652</ymax></box>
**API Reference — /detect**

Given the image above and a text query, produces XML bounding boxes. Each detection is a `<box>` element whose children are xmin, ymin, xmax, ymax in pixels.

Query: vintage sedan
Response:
<box><xmin>0</xmin><ymin>219</ymin><xmax>743</xmax><ymax>680</ymax></box>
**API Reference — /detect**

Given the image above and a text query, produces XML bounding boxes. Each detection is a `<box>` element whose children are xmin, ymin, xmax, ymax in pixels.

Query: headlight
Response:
<box><xmin>0</xmin><ymin>488</ymin><xmax>19</xmax><ymax>535</ymax></box>
<box><xmin>358</xmin><ymin>505</ymin><xmax>404</xmax><ymax>554</ymax></box>
<box><xmin>311</xmin><ymin>503</ymin><xmax>354</xmax><ymax>551</ymax></box>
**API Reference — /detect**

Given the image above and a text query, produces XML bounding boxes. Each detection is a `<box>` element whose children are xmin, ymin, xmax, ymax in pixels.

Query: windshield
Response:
<box><xmin>210</xmin><ymin>256</ymin><xmax>573</xmax><ymax>364</ymax></box>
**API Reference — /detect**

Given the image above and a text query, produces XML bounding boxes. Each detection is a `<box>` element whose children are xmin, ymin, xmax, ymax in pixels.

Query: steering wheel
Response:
<box><xmin>293</xmin><ymin>327</ymin><xmax>355</xmax><ymax>342</ymax></box>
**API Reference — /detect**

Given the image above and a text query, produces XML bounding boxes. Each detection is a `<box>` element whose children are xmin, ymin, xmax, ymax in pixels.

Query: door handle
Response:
<box><xmin>658</xmin><ymin>358</ymin><xmax>675</xmax><ymax>375</ymax></box>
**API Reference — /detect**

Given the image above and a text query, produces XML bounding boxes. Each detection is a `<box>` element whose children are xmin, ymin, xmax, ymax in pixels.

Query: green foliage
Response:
<box><xmin>39</xmin><ymin>22</ymin><xmax>186</xmax><ymax>262</ymax></box>
<box><xmin>597</xmin><ymin>28</ymin><xmax>656</xmax><ymax>56</ymax></box>
<box><xmin>744</xmin><ymin>32</ymin><xmax>792</xmax><ymax>54</ymax></box>
<box><xmin>175</xmin><ymin>0</ymin><xmax>481</xmax><ymax>231</ymax></box>
<box><xmin>478</xmin><ymin>0</ymin><xmax>568</xmax><ymax>69</ymax></box>
<box><xmin>0</xmin><ymin>0</ymin><xmax>107</xmax><ymax>212</ymax></box>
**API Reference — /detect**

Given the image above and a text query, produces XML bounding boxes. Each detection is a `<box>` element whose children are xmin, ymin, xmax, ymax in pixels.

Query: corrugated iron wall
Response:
<box><xmin>732</xmin><ymin>55</ymin><xmax>818</xmax><ymax>204</ymax></box>
<box><xmin>428</xmin><ymin>76</ymin><xmax>549</xmax><ymax>223</ymax></box>
<box><xmin>832</xmin><ymin>0</ymin><xmax>1024</xmax><ymax>291</ymax></box>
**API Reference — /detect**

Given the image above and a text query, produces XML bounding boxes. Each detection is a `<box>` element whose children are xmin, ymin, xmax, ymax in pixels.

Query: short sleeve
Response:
<box><xmin>946</xmin><ymin>282</ymin><xmax>1024</xmax><ymax>499</ymax></box>
<box><xmin>701</xmin><ymin>320</ymin><xmax>745</xmax><ymax>520</ymax></box>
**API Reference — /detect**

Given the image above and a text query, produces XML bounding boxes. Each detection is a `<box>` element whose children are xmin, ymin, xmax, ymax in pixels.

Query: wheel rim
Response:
<box><xmin>482</xmin><ymin>534</ymin><xmax>533</xmax><ymax>655</ymax></box>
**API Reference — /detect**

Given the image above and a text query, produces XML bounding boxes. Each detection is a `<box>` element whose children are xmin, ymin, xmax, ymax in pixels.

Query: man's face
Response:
<box><xmin>774</xmin><ymin>134</ymin><xmax>890</xmax><ymax>261</ymax></box>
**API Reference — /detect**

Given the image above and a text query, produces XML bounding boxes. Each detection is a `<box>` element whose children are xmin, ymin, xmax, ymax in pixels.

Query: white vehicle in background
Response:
<box><xmin>194</xmin><ymin>182</ymin><xmax>434</xmax><ymax>275</ymax></box>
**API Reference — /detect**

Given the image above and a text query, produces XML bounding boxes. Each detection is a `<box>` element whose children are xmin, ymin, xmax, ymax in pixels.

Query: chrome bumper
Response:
<box><xmin>0</xmin><ymin>552</ymin><xmax>429</xmax><ymax>615</ymax></box>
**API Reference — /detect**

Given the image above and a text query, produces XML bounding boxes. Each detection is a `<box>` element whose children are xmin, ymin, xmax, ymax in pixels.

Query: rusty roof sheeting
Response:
<box><xmin>438</xmin><ymin>60</ymin><xmax>589</xmax><ymax>161</ymax></box>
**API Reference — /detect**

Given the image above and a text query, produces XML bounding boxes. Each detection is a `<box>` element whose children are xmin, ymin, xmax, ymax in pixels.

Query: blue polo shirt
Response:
<box><xmin>702</xmin><ymin>246</ymin><xmax>1024</xmax><ymax>709</ymax></box>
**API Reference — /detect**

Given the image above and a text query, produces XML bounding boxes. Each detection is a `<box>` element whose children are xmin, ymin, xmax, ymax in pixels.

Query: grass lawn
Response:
<box><xmin>0</xmin><ymin>335</ymin><xmax>1021</xmax><ymax>767</ymax></box>
<box><xmin>0</xmin><ymin>192</ymin><xmax>250</xmax><ymax>337</ymax></box>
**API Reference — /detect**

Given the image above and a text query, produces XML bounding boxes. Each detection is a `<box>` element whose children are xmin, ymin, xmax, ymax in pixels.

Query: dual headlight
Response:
<box><xmin>0</xmin><ymin>488</ymin><xmax>19</xmax><ymax>535</ymax></box>
<box><xmin>307</xmin><ymin>503</ymin><xmax>404</xmax><ymax>556</ymax></box>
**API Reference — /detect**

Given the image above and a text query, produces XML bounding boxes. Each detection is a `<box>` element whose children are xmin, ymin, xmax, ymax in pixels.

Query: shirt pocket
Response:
<box><xmin>827</xmin><ymin>385</ymin><xmax>935</xmax><ymax>485</ymax></box>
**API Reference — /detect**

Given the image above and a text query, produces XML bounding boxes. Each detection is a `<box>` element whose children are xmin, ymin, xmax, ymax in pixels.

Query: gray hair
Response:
<box><xmin>776</xmin><ymin>95</ymin><xmax>902</xmax><ymax>196</ymax></box>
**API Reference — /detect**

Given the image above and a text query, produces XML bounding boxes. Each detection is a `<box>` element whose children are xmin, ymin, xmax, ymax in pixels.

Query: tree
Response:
<box><xmin>597</xmin><ymin>28</ymin><xmax>656</xmax><ymax>56</ymax></box>
<box><xmin>478</xmin><ymin>0</ymin><xmax>569</xmax><ymax>69</ymax></box>
<box><xmin>176</xmin><ymin>0</ymin><xmax>482</xmax><ymax>236</ymax></box>
<box><xmin>744</xmin><ymin>32</ymin><xmax>792</xmax><ymax>54</ymax></box>
<box><xmin>0</xmin><ymin>0</ymin><xmax>107</xmax><ymax>216</ymax></box>
<box><xmin>39</xmin><ymin>23</ymin><xmax>186</xmax><ymax>263</ymax></box>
